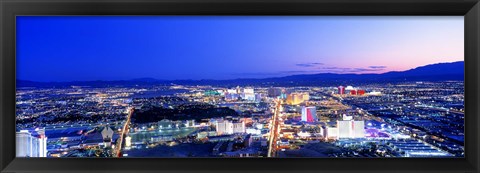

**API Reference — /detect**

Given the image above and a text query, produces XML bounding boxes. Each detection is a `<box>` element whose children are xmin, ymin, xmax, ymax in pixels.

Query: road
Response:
<box><xmin>114</xmin><ymin>107</ymin><xmax>134</xmax><ymax>157</ymax></box>
<box><xmin>267</xmin><ymin>99</ymin><xmax>282</xmax><ymax>157</ymax></box>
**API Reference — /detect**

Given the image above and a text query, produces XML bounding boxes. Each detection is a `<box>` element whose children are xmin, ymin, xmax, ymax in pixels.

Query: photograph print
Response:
<box><xmin>15</xmin><ymin>16</ymin><xmax>464</xmax><ymax>158</ymax></box>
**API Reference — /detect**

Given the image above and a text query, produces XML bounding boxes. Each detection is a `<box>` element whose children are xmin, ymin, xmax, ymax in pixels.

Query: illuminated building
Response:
<box><xmin>125</xmin><ymin>136</ymin><xmax>132</xmax><ymax>147</ymax></box>
<box><xmin>227</xmin><ymin>89</ymin><xmax>237</xmax><ymax>94</ymax></box>
<box><xmin>353</xmin><ymin>121</ymin><xmax>365</xmax><ymax>138</ymax></box>
<box><xmin>255</xmin><ymin>93</ymin><xmax>262</xmax><ymax>102</ymax></box>
<box><xmin>16</xmin><ymin>131</ymin><xmax>33</xmax><ymax>157</ymax></box>
<box><xmin>232</xmin><ymin>121</ymin><xmax>246</xmax><ymax>134</ymax></box>
<box><xmin>16</xmin><ymin>129</ymin><xmax>47</xmax><ymax>157</ymax></box>
<box><xmin>321</xmin><ymin>126</ymin><xmax>327</xmax><ymax>138</ymax></box>
<box><xmin>319</xmin><ymin>126</ymin><xmax>325</xmax><ymax>137</ymax></box>
<box><xmin>367</xmin><ymin>91</ymin><xmax>382</xmax><ymax>96</ymax></box>
<box><xmin>286</xmin><ymin>92</ymin><xmax>309</xmax><ymax>105</ymax></box>
<box><xmin>216</xmin><ymin>120</ymin><xmax>245</xmax><ymax>135</ymax></box>
<box><xmin>338</xmin><ymin>86</ymin><xmax>345</xmax><ymax>95</ymax></box>
<box><xmin>337</xmin><ymin>121</ymin><xmax>351</xmax><ymax>138</ymax></box>
<box><xmin>242</xmin><ymin>93</ymin><xmax>256</xmax><ymax>101</ymax></box>
<box><xmin>326</xmin><ymin>127</ymin><xmax>338</xmax><ymax>139</ymax></box>
<box><xmin>301</xmin><ymin>106</ymin><xmax>317</xmax><ymax>122</ymax></box>
<box><xmin>242</xmin><ymin>88</ymin><xmax>256</xmax><ymax>101</ymax></box>
<box><xmin>101</xmin><ymin>126</ymin><xmax>114</xmax><ymax>147</ymax></box>
<box><xmin>357</xmin><ymin>90</ymin><xmax>366</xmax><ymax>95</ymax></box>
<box><xmin>236</xmin><ymin>86</ymin><xmax>241</xmax><ymax>95</ymax></box>
<box><xmin>36</xmin><ymin>128</ymin><xmax>47</xmax><ymax>157</ymax></box>
<box><xmin>345</xmin><ymin>86</ymin><xmax>355</xmax><ymax>91</ymax></box>
<box><xmin>243</xmin><ymin>88</ymin><xmax>254</xmax><ymax>94</ymax></box>
<box><xmin>216</xmin><ymin>120</ymin><xmax>232</xmax><ymax>135</ymax></box>
<box><xmin>337</xmin><ymin>120</ymin><xmax>365</xmax><ymax>138</ymax></box>
<box><xmin>302</xmin><ymin>93</ymin><xmax>310</xmax><ymax>101</ymax></box>
<box><xmin>350</xmin><ymin>89</ymin><xmax>365</xmax><ymax>96</ymax></box>
<box><xmin>286</xmin><ymin>94</ymin><xmax>296</xmax><ymax>104</ymax></box>
<box><xmin>215</xmin><ymin>120</ymin><xmax>245</xmax><ymax>135</ymax></box>
<box><xmin>350</xmin><ymin>90</ymin><xmax>357</xmax><ymax>95</ymax></box>
<box><xmin>225</xmin><ymin>89</ymin><xmax>239</xmax><ymax>100</ymax></box>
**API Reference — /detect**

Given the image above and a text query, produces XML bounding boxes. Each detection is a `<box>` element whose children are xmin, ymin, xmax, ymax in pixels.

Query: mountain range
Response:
<box><xmin>17</xmin><ymin>61</ymin><xmax>464</xmax><ymax>88</ymax></box>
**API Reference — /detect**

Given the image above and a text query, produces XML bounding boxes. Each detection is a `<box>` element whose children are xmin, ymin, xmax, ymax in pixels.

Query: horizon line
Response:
<box><xmin>17</xmin><ymin>60</ymin><xmax>464</xmax><ymax>83</ymax></box>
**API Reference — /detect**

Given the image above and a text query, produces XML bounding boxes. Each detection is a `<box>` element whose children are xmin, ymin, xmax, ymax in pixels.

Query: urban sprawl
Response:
<box><xmin>16</xmin><ymin>81</ymin><xmax>464</xmax><ymax>158</ymax></box>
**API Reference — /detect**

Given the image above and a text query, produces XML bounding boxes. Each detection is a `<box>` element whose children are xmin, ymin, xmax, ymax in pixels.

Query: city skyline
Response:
<box><xmin>15</xmin><ymin>16</ymin><xmax>465</xmax><ymax>158</ymax></box>
<box><xmin>17</xmin><ymin>16</ymin><xmax>463</xmax><ymax>82</ymax></box>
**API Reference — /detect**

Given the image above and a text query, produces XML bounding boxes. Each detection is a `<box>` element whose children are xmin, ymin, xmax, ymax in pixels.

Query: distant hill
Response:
<box><xmin>273</xmin><ymin>61</ymin><xmax>464</xmax><ymax>82</ymax></box>
<box><xmin>17</xmin><ymin>61</ymin><xmax>464</xmax><ymax>88</ymax></box>
<box><xmin>390</xmin><ymin>61</ymin><xmax>464</xmax><ymax>76</ymax></box>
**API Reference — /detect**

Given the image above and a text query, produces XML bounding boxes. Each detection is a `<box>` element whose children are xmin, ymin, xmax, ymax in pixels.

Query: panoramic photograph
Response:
<box><xmin>15</xmin><ymin>16</ymin><xmax>464</xmax><ymax>158</ymax></box>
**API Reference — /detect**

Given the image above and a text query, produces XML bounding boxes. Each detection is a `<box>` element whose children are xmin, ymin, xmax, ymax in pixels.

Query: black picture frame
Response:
<box><xmin>1</xmin><ymin>0</ymin><xmax>479</xmax><ymax>173</ymax></box>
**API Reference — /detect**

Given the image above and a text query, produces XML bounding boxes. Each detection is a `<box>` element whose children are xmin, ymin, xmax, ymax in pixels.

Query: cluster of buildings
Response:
<box><xmin>337</xmin><ymin>86</ymin><xmax>366</xmax><ymax>96</ymax></box>
<box><xmin>215</xmin><ymin>120</ymin><xmax>246</xmax><ymax>135</ymax></box>
<box><xmin>267</xmin><ymin>87</ymin><xmax>287</xmax><ymax>99</ymax></box>
<box><xmin>15</xmin><ymin>81</ymin><xmax>463</xmax><ymax>158</ymax></box>
<box><xmin>314</xmin><ymin>121</ymin><xmax>366</xmax><ymax>140</ymax></box>
<box><xmin>16</xmin><ymin>128</ymin><xmax>48</xmax><ymax>157</ymax></box>
<box><xmin>336</xmin><ymin>120</ymin><xmax>365</xmax><ymax>139</ymax></box>
<box><xmin>300</xmin><ymin>105</ymin><xmax>364</xmax><ymax>139</ymax></box>
<box><xmin>223</xmin><ymin>87</ymin><xmax>260</xmax><ymax>101</ymax></box>
<box><xmin>286</xmin><ymin>92</ymin><xmax>310</xmax><ymax>105</ymax></box>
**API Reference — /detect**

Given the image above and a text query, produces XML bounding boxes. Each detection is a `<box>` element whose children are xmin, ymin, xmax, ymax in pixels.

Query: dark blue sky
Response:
<box><xmin>17</xmin><ymin>16</ymin><xmax>463</xmax><ymax>82</ymax></box>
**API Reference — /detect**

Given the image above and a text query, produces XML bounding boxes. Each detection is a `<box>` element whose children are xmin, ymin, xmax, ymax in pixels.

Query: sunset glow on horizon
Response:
<box><xmin>16</xmin><ymin>16</ymin><xmax>463</xmax><ymax>82</ymax></box>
